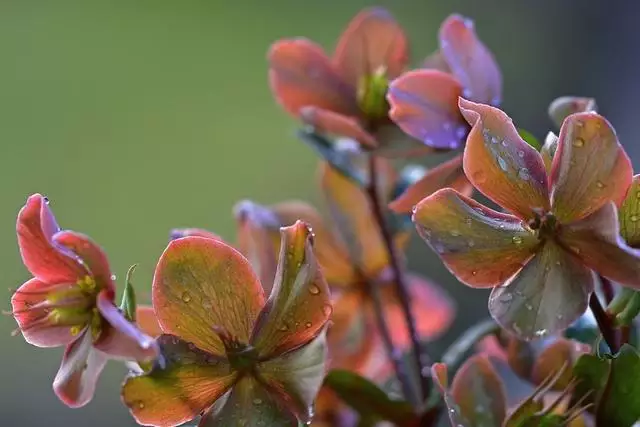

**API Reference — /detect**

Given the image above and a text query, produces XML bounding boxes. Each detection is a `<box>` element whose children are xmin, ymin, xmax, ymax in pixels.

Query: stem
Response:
<box><xmin>366</xmin><ymin>154</ymin><xmax>429</xmax><ymax>402</ymax></box>
<box><xmin>600</xmin><ymin>276</ymin><xmax>615</xmax><ymax>305</ymax></box>
<box><xmin>589</xmin><ymin>292</ymin><xmax>619</xmax><ymax>353</ymax></box>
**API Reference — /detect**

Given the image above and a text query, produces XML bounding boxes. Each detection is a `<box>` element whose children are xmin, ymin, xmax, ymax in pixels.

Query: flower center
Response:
<box><xmin>528</xmin><ymin>211</ymin><xmax>560</xmax><ymax>240</ymax></box>
<box><xmin>213</xmin><ymin>326</ymin><xmax>259</xmax><ymax>372</ymax></box>
<box><xmin>357</xmin><ymin>66</ymin><xmax>390</xmax><ymax>124</ymax></box>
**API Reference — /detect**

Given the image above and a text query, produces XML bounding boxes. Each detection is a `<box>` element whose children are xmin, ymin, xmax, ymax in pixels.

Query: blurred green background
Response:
<box><xmin>2</xmin><ymin>0</ymin><xmax>638</xmax><ymax>425</ymax></box>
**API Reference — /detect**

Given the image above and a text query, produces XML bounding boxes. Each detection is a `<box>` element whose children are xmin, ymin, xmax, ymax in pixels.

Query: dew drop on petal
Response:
<box><xmin>308</xmin><ymin>284</ymin><xmax>321</xmax><ymax>295</ymax></box>
<box><xmin>181</xmin><ymin>292</ymin><xmax>192</xmax><ymax>303</ymax></box>
<box><xmin>253</xmin><ymin>398</ymin><xmax>262</xmax><ymax>405</ymax></box>
<box><xmin>467</xmin><ymin>240</ymin><xmax>475</xmax><ymax>248</ymax></box>
<box><xmin>137</xmin><ymin>401</ymin><xmax>145</xmax><ymax>409</ymax></box>
<box><xmin>572</xmin><ymin>137</ymin><xmax>585</xmax><ymax>147</ymax></box>
<box><xmin>512</xmin><ymin>236</ymin><xmax>523</xmax><ymax>245</ymax></box>
<box><xmin>471</xmin><ymin>271</ymin><xmax>478</xmax><ymax>276</ymax></box>
<box><xmin>322</xmin><ymin>304</ymin><xmax>333</xmax><ymax>317</ymax></box>
<box><xmin>472</xmin><ymin>170</ymin><xmax>487</xmax><ymax>184</ymax></box>
<box><xmin>631</xmin><ymin>215</ymin><xmax>639</xmax><ymax>223</ymax></box>
<box><xmin>278</xmin><ymin>324</ymin><xmax>289</xmax><ymax>332</ymax></box>
<box><xmin>517</xmin><ymin>150</ymin><xmax>525</xmax><ymax>158</ymax></box>
<box><xmin>596</xmin><ymin>181</ymin><xmax>605</xmax><ymax>189</ymax></box>
<box><xmin>518</xmin><ymin>168</ymin><xmax>530</xmax><ymax>180</ymax></box>
<box><xmin>110</xmin><ymin>274</ymin><xmax>117</xmax><ymax>281</ymax></box>
<box><xmin>450</xmin><ymin>230</ymin><xmax>461</xmax><ymax>237</ymax></box>
<box><xmin>490</xmin><ymin>136</ymin><xmax>499</xmax><ymax>144</ymax></box>
<box><xmin>305</xmin><ymin>322</ymin><xmax>312</xmax><ymax>329</ymax></box>
<box><xmin>535</xmin><ymin>329</ymin><xmax>548</xmax><ymax>337</ymax></box>
<box><xmin>525</xmin><ymin>303</ymin><xmax>533</xmax><ymax>311</ymax></box>
<box><xmin>497</xmin><ymin>156</ymin><xmax>508</xmax><ymax>172</ymax></box>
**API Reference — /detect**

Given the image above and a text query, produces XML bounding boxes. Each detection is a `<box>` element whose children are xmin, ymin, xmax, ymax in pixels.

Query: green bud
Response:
<box><xmin>120</xmin><ymin>264</ymin><xmax>138</xmax><ymax>322</ymax></box>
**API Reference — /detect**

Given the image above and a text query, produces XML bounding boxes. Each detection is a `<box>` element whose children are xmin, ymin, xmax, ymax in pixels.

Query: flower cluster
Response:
<box><xmin>8</xmin><ymin>6</ymin><xmax>640</xmax><ymax>427</ymax></box>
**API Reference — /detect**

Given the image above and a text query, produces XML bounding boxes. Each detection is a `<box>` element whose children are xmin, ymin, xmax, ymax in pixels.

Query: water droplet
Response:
<box><xmin>110</xmin><ymin>274</ymin><xmax>117</xmax><ymax>281</ymax></box>
<box><xmin>534</xmin><ymin>329</ymin><xmax>547</xmax><ymax>337</ymax></box>
<box><xmin>471</xmin><ymin>271</ymin><xmax>478</xmax><ymax>276</ymax></box>
<box><xmin>181</xmin><ymin>292</ymin><xmax>191</xmax><ymax>303</ymax></box>
<box><xmin>305</xmin><ymin>322</ymin><xmax>312</xmax><ymax>328</ymax></box>
<box><xmin>43</xmin><ymin>196</ymin><xmax>50</xmax><ymax>205</ymax></box>
<box><xmin>137</xmin><ymin>401</ymin><xmax>145</xmax><ymax>409</ymax></box>
<box><xmin>512</xmin><ymin>236</ymin><xmax>523</xmax><ymax>244</ymax></box>
<box><xmin>525</xmin><ymin>303</ymin><xmax>533</xmax><ymax>311</ymax></box>
<box><xmin>308</xmin><ymin>284</ymin><xmax>321</xmax><ymax>295</ymax></box>
<box><xmin>596</xmin><ymin>181</ymin><xmax>605</xmax><ymax>189</ymax></box>
<box><xmin>472</xmin><ymin>170</ymin><xmax>487</xmax><ymax>184</ymax></box>
<box><xmin>497</xmin><ymin>156</ymin><xmax>508</xmax><ymax>171</ymax></box>
<box><xmin>517</xmin><ymin>150</ymin><xmax>525</xmax><ymax>158</ymax></box>
<box><xmin>631</xmin><ymin>215</ymin><xmax>639</xmax><ymax>222</ymax></box>
<box><xmin>467</xmin><ymin>240</ymin><xmax>475</xmax><ymax>247</ymax></box>
<box><xmin>450</xmin><ymin>230</ymin><xmax>461</xmax><ymax>237</ymax></box>
<box><xmin>278</xmin><ymin>324</ymin><xmax>289</xmax><ymax>332</ymax></box>
<box><xmin>322</xmin><ymin>304</ymin><xmax>333</xmax><ymax>317</ymax></box>
<box><xmin>572</xmin><ymin>137</ymin><xmax>585</xmax><ymax>147</ymax></box>
<box><xmin>518</xmin><ymin>168</ymin><xmax>530</xmax><ymax>180</ymax></box>
<box><xmin>557</xmin><ymin>314</ymin><xmax>564</xmax><ymax>320</ymax></box>
<box><xmin>253</xmin><ymin>398</ymin><xmax>263</xmax><ymax>405</ymax></box>
<box><xmin>490</xmin><ymin>136</ymin><xmax>499</xmax><ymax>144</ymax></box>
<box><xmin>501</xmin><ymin>140</ymin><xmax>508</xmax><ymax>147</ymax></box>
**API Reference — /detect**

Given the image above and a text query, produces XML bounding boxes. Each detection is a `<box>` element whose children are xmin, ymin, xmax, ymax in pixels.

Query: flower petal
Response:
<box><xmin>53</xmin><ymin>330</ymin><xmax>108</xmax><ymax>408</ymax></box>
<box><xmin>387</xmin><ymin>69</ymin><xmax>465</xmax><ymax>149</ymax></box>
<box><xmin>422</xmin><ymin>50</ymin><xmax>451</xmax><ymax>73</ymax></box>
<box><xmin>439</xmin><ymin>14</ymin><xmax>502</xmax><ymax>105</ymax></box>
<box><xmin>530</xmin><ymin>338</ymin><xmax>590</xmax><ymax>390</ymax></box>
<box><xmin>379</xmin><ymin>273</ymin><xmax>455</xmax><ymax>348</ymax></box>
<box><xmin>488</xmin><ymin>242</ymin><xmax>594</xmax><ymax>340</ymax></box>
<box><xmin>257</xmin><ymin>330</ymin><xmax>328</xmax><ymax>423</ymax></box>
<box><xmin>53</xmin><ymin>230</ymin><xmax>115</xmax><ymax>294</ymax></box>
<box><xmin>319</xmin><ymin>161</ymin><xmax>400</xmax><ymax>277</ymax></box>
<box><xmin>460</xmin><ymin>98</ymin><xmax>550</xmax><ymax>220</ymax></box>
<box><xmin>550</xmin><ymin>112</ymin><xmax>632</xmax><ymax>223</ymax></box>
<box><xmin>153</xmin><ymin>237</ymin><xmax>265</xmax><ymax>356</ymax></box>
<box><xmin>94</xmin><ymin>290</ymin><xmax>158</xmax><ymax>361</ymax></box>
<box><xmin>10</xmin><ymin>278</ymin><xmax>81</xmax><ymax>347</ymax></box>
<box><xmin>412</xmin><ymin>188</ymin><xmax>538</xmax><ymax>288</ymax></box>
<box><xmin>619</xmin><ymin>174</ymin><xmax>640</xmax><ymax>246</ymax></box>
<box><xmin>333</xmin><ymin>7</ymin><xmax>408</xmax><ymax>85</ymax></box>
<box><xmin>548</xmin><ymin>96</ymin><xmax>597</xmax><ymax>129</ymax></box>
<box><xmin>122</xmin><ymin>334</ymin><xmax>235</xmax><ymax>426</ymax></box>
<box><xmin>558</xmin><ymin>202</ymin><xmax>640</xmax><ymax>289</ymax></box>
<box><xmin>268</xmin><ymin>38</ymin><xmax>357</xmax><ymax>117</ymax></box>
<box><xmin>389</xmin><ymin>154</ymin><xmax>472</xmax><ymax>213</ymax></box>
<box><xmin>540</xmin><ymin>131</ymin><xmax>559</xmax><ymax>174</ymax></box>
<box><xmin>450</xmin><ymin>354</ymin><xmax>507</xmax><ymax>427</ymax></box>
<box><xmin>300</xmin><ymin>106</ymin><xmax>377</xmax><ymax>148</ymax></box>
<box><xmin>202</xmin><ymin>377</ymin><xmax>298</xmax><ymax>427</ymax></box>
<box><xmin>251</xmin><ymin>222</ymin><xmax>331</xmax><ymax>358</ymax></box>
<box><xmin>170</xmin><ymin>228</ymin><xmax>223</xmax><ymax>241</ymax></box>
<box><xmin>16</xmin><ymin>194</ymin><xmax>84</xmax><ymax>284</ymax></box>
<box><xmin>136</xmin><ymin>305</ymin><xmax>163</xmax><ymax>338</ymax></box>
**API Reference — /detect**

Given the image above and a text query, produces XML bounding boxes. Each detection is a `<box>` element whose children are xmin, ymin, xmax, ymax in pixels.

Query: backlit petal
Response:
<box><xmin>413</xmin><ymin>188</ymin><xmax>538</xmax><ymax>288</ymax></box>
<box><xmin>268</xmin><ymin>38</ymin><xmax>357</xmax><ymax>116</ymax></box>
<box><xmin>550</xmin><ymin>112</ymin><xmax>632</xmax><ymax>222</ymax></box>
<box><xmin>619</xmin><ymin>174</ymin><xmax>640</xmax><ymax>246</ymax></box>
<box><xmin>387</xmin><ymin>69</ymin><xmax>465</xmax><ymax>149</ymax></box>
<box><xmin>300</xmin><ymin>106</ymin><xmax>377</xmax><ymax>148</ymax></box>
<box><xmin>558</xmin><ymin>202</ymin><xmax>640</xmax><ymax>289</ymax></box>
<box><xmin>153</xmin><ymin>237</ymin><xmax>265</xmax><ymax>356</ymax></box>
<box><xmin>540</xmin><ymin>132</ymin><xmax>559</xmax><ymax>174</ymax></box>
<box><xmin>439</xmin><ymin>14</ymin><xmax>502</xmax><ymax>105</ymax></box>
<box><xmin>488</xmin><ymin>242</ymin><xmax>594</xmax><ymax>340</ymax></box>
<box><xmin>531</xmin><ymin>338</ymin><xmax>590</xmax><ymax>390</ymax></box>
<box><xmin>136</xmin><ymin>305</ymin><xmax>163</xmax><ymax>338</ymax></box>
<box><xmin>252</xmin><ymin>222</ymin><xmax>331</xmax><ymax>358</ymax></box>
<box><xmin>122</xmin><ymin>334</ymin><xmax>235</xmax><ymax>427</ymax></box>
<box><xmin>460</xmin><ymin>98</ymin><xmax>549</xmax><ymax>220</ymax></box>
<box><xmin>389</xmin><ymin>154</ymin><xmax>472</xmax><ymax>213</ymax></box>
<box><xmin>548</xmin><ymin>96</ymin><xmax>597</xmax><ymax>129</ymax></box>
<box><xmin>257</xmin><ymin>330</ymin><xmax>328</xmax><ymax>423</ymax></box>
<box><xmin>16</xmin><ymin>194</ymin><xmax>84</xmax><ymax>284</ymax></box>
<box><xmin>169</xmin><ymin>228</ymin><xmax>223</xmax><ymax>241</ymax></box>
<box><xmin>333</xmin><ymin>7</ymin><xmax>408</xmax><ymax>85</ymax></box>
<box><xmin>53</xmin><ymin>330</ymin><xmax>108</xmax><ymax>408</ymax></box>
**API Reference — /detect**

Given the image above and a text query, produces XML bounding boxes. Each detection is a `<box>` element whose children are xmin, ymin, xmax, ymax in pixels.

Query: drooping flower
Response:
<box><xmin>386</xmin><ymin>15</ymin><xmax>501</xmax><ymax>212</ymax></box>
<box><xmin>122</xmin><ymin>221</ymin><xmax>331</xmax><ymax>426</ymax></box>
<box><xmin>9</xmin><ymin>194</ymin><xmax>158</xmax><ymax>407</ymax></box>
<box><xmin>413</xmin><ymin>99</ymin><xmax>640</xmax><ymax>340</ymax></box>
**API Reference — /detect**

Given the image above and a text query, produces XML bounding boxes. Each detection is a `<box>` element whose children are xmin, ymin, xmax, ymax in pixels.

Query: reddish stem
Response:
<box><xmin>589</xmin><ymin>292</ymin><xmax>619</xmax><ymax>353</ymax></box>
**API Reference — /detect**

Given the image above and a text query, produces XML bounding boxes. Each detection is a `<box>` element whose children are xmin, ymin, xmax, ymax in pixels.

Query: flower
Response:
<box><xmin>9</xmin><ymin>194</ymin><xmax>158</xmax><ymax>407</ymax></box>
<box><xmin>412</xmin><ymin>98</ymin><xmax>640</xmax><ymax>340</ymax></box>
<box><xmin>386</xmin><ymin>15</ymin><xmax>501</xmax><ymax>212</ymax></box>
<box><xmin>122</xmin><ymin>221</ymin><xmax>331</xmax><ymax>426</ymax></box>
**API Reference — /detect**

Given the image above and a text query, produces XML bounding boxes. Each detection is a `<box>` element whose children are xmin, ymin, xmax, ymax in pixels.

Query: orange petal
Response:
<box><xmin>152</xmin><ymin>237</ymin><xmax>265</xmax><ymax>356</ymax></box>
<box><xmin>300</xmin><ymin>106</ymin><xmax>377</xmax><ymax>148</ymax></box>
<box><xmin>135</xmin><ymin>305</ymin><xmax>163</xmax><ymax>338</ymax></box>
<box><xmin>531</xmin><ymin>338</ymin><xmax>590</xmax><ymax>390</ymax></box>
<box><xmin>251</xmin><ymin>222</ymin><xmax>331</xmax><ymax>358</ymax></box>
<box><xmin>333</xmin><ymin>7</ymin><xmax>408</xmax><ymax>85</ymax></box>
<box><xmin>550</xmin><ymin>112</ymin><xmax>633</xmax><ymax>223</ymax></box>
<box><xmin>122</xmin><ymin>334</ymin><xmax>236</xmax><ymax>426</ymax></box>
<box><xmin>619</xmin><ymin>174</ymin><xmax>640</xmax><ymax>246</ymax></box>
<box><xmin>460</xmin><ymin>98</ymin><xmax>550</xmax><ymax>220</ymax></box>
<box><xmin>488</xmin><ymin>242</ymin><xmax>594</xmax><ymax>340</ymax></box>
<box><xmin>439</xmin><ymin>15</ymin><xmax>502</xmax><ymax>105</ymax></box>
<box><xmin>268</xmin><ymin>38</ymin><xmax>357</xmax><ymax>117</ymax></box>
<box><xmin>387</xmin><ymin>69</ymin><xmax>466</xmax><ymax>149</ymax></box>
<box><xmin>389</xmin><ymin>154</ymin><xmax>472</xmax><ymax>213</ymax></box>
<box><xmin>413</xmin><ymin>188</ymin><xmax>538</xmax><ymax>288</ymax></box>
<box><xmin>558</xmin><ymin>202</ymin><xmax>640</xmax><ymax>290</ymax></box>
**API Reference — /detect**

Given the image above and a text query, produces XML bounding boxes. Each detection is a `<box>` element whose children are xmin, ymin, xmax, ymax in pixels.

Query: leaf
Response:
<box><xmin>518</xmin><ymin>128</ymin><xmax>541</xmax><ymax>151</ymax></box>
<box><xmin>571</xmin><ymin>353</ymin><xmax>609</xmax><ymax>409</ymax></box>
<box><xmin>120</xmin><ymin>264</ymin><xmax>138</xmax><ymax>322</ymax></box>
<box><xmin>323</xmin><ymin>369</ymin><xmax>417</xmax><ymax>425</ymax></box>
<box><xmin>596</xmin><ymin>344</ymin><xmax>640</xmax><ymax>426</ymax></box>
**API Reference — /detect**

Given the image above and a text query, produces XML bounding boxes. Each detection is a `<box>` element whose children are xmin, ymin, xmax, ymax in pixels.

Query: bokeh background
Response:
<box><xmin>2</xmin><ymin>0</ymin><xmax>639</xmax><ymax>425</ymax></box>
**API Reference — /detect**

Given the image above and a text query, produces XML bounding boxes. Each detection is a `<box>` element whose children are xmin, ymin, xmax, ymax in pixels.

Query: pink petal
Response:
<box><xmin>170</xmin><ymin>228</ymin><xmax>223</xmax><ymax>241</ymax></box>
<box><xmin>300</xmin><ymin>106</ymin><xmax>377</xmax><ymax>148</ymax></box>
<box><xmin>135</xmin><ymin>305</ymin><xmax>163</xmax><ymax>338</ymax></box>
<box><xmin>53</xmin><ymin>330</ymin><xmax>108</xmax><ymax>408</ymax></box>
<box><xmin>16</xmin><ymin>194</ymin><xmax>84</xmax><ymax>284</ymax></box>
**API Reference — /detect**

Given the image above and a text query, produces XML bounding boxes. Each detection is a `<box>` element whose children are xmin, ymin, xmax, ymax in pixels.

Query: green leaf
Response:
<box><xmin>596</xmin><ymin>344</ymin><xmax>640</xmax><ymax>426</ymax></box>
<box><xmin>517</xmin><ymin>128</ymin><xmax>541</xmax><ymax>151</ymax></box>
<box><xmin>323</xmin><ymin>370</ymin><xmax>416</xmax><ymax>425</ymax></box>
<box><xmin>119</xmin><ymin>263</ymin><xmax>138</xmax><ymax>322</ymax></box>
<box><xmin>571</xmin><ymin>353</ymin><xmax>609</xmax><ymax>408</ymax></box>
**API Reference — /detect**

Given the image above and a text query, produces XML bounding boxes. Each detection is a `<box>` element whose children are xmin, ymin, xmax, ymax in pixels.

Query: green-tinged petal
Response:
<box><xmin>122</xmin><ymin>334</ymin><xmax>236</xmax><ymax>427</ymax></box>
<box><xmin>333</xmin><ymin>7</ymin><xmax>408</xmax><ymax>86</ymax></box>
<box><xmin>619</xmin><ymin>174</ymin><xmax>640</xmax><ymax>246</ymax></box>
<box><xmin>251</xmin><ymin>222</ymin><xmax>331</xmax><ymax>358</ymax></box>
<box><xmin>550</xmin><ymin>112</ymin><xmax>632</xmax><ymax>223</ymax></box>
<box><xmin>257</xmin><ymin>330</ymin><xmax>328</xmax><ymax>423</ymax></box>
<box><xmin>153</xmin><ymin>237</ymin><xmax>265</xmax><ymax>356</ymax></box>
<box><xmin>548</xmin><ymin>96</ymin><xmax>597</xmax><ymax>129</ymax></box>
<box><xmin>530</xmin><ymin>339</ymin><xmax>590</xmax><ymax>391</ymax></box>
<box><xmin>488</xmin><ymin>242</ymin><xmax>593</xmax><ymax>340</ymax></box>
<box><xmin>541</xmin><ymin>131</ymin><xmax>559</xmax><ymax>174</ymax></box>
<box><xmin>459</xmin><ymin>98</ymin><xmax>549</xmax><ymax>220</ymax></box>
<box><xmin>558</xmin><ymin>202</ymin><xmax>640</xmax><ymax>289</ymax></box>
<box><xmin>450</xmin><ymin>354</ymin><xmax>506</xmax><ymax>427</ymax></box>
<box><xmin>429</xmin><ymin>363</ymin><xmax>472</xmax><ymax>427</ymax></box>
<box><xmin>412</xmin><ymin>188</ymin><xmax>538</xmax><ymax>288</ymax></box>
<box><xmin>201</xmin><ymin>377</ymin><xmax>298</xmax><ymax>427</ymax></box>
